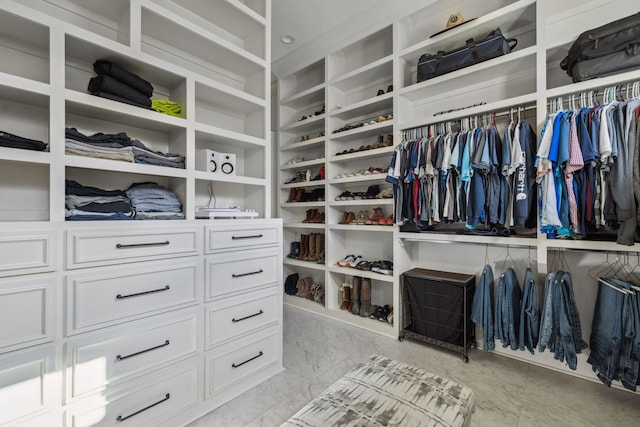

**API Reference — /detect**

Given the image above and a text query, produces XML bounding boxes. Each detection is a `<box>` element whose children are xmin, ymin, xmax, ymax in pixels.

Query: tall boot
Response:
<box><xmin>305</xmin><ymin>233</ymin><xmax>317</xmax><ymax>261</ymax></box>
<box><xmin>315</xmin><ymin>233</ymin><xmax>324</xmax><ymax>262</ymax></box>
<box><xmin>351</xmin><ymin>276</ymin><xmax>362</xmax><ymax>315</ymax></box>
<box><xmin>298</xmin><ymin>234</ymin><xmax>309</xmax><ymax>259</ymax></box>
<box><xmin>340</xmin><ymin>284</ymin><xmax>352</xmax><ymax>310</ymax></box>
<box><xmin>359</xmin><ymin>277</ymin><xmax>377</xmax><ymax>317</ymax></box>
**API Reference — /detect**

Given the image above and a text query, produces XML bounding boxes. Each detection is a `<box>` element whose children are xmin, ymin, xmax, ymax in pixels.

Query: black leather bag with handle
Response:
<box><xmin>417</xmin><ymin>28</ymin><xmax>517</xmax><ymax>83</ymax></box>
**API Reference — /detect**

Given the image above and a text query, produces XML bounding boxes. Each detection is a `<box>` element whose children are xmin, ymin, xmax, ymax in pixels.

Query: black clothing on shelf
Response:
<box><xmin>88</xmin><ymin>74</ymin><xmax>152</xmax><ymax>108</ymax></box>
<box><xmin>93</xmin><ymin>60</ymin><xmax>154</xmax><ymax>97</ymax></box>
<box><xmin>0</xmin><ymin>130</ymin><xmax>47</xmax><ymax>151</ymax></box>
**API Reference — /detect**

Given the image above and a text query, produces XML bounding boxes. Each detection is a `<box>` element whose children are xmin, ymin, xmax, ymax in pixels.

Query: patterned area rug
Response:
<box><xmin>281</xmin><ymin>355</ymin><xmax>475</xmax><ymax>427</ymax></box>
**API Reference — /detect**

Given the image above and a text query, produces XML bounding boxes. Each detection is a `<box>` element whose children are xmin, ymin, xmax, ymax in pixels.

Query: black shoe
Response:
<box><xmin>287</xmin><ymin>241</ymin><xmax>301</xmax><ymax>258</ymax></box>
<box><xmin>386</xmin><ymin>85</ymin><xmax>393</xmax><ymax>93</ymax></box>
<box><xmin>377</xmin><ymin>89</ymin><xmax>384</xmax><ymax>96</ymax></box>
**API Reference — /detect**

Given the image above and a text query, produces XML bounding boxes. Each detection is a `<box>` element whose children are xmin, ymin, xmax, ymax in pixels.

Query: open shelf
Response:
<box><xmin>280</xmin><ymin>136</ymin><xmax>325</xmax><ymax>152</ymax></box>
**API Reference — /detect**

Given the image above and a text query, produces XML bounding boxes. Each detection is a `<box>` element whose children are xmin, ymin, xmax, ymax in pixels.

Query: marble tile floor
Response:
<box><xmin>188</xmin><ymin>304</ymin><xmax>640</xmax><ymax>427</ymax></box>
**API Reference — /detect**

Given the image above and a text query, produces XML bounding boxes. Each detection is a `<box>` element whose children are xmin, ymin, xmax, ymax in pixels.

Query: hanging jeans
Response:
<box><xmin>471</xmin><ymin>265</ymin><xmax>495</xmax><ymax>351</ymax></box>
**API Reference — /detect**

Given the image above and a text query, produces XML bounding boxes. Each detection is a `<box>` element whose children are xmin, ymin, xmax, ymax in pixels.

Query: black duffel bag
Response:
<box><xmin>417</xmin><ymin>28</ymin><xmax>517</xmax><ymax>83</ymax></box>
<box><xmin>560</xmin><ymin>12</ymin><xmax>640</xmax><ymax>82</ymax></box>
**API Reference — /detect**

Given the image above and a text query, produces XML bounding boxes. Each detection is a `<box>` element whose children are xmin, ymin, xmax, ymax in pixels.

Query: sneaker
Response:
<box><xmin>371</xmin><ymin>260</ymin><xmax>393</xmax><ymax>275</ymax></box>
<box><xmin>337</xmin><ymin>255</ymin><xmax>355</xmax><ymax>267</ymax></box>
<box><xmin>346</xmin><ymin>255</ymin><xmax>362</xmax><ymax>268</ymax></box>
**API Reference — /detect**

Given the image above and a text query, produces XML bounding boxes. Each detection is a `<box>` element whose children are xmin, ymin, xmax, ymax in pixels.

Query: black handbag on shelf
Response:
<box><xmin>560</xmin><ymin>12</ymin><xmax>640</xmax><ymax>82</ymax></box>
<box><xmin>417</xmin><ymin>28</ymin><xmax>517</xmax><ymax>83</ymax></box>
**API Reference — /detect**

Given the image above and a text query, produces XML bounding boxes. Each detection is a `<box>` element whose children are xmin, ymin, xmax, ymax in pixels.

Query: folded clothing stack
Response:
<box><xmin>65</xmin><ymin>180</ymin><xmax>135</xmax><ymax>221</ymax></box>
<box><xmin>126</xmin><ymin>182</ymin><xmax>184</xmax><ymax>220</ymax></box>
<box><xmin>65</xmin><ymin>127</ymin><xmax>185</xmax><ymax>169</ymax></box>
<box><xmin>88</xmin><ymin>60</ymin><xmax>153</xmax><ymax>109</ymax></box>
<box><xmin>0</xmin><ymin>130</ymin><xmax>47</xmax><ymax>151</ymax></box>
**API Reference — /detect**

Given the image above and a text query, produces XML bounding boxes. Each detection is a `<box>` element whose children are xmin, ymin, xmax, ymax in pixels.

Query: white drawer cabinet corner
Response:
<box><xmin>0</xmin><ymin>230</ymin><xmax>57</xmax><ymax>278</ymax></box>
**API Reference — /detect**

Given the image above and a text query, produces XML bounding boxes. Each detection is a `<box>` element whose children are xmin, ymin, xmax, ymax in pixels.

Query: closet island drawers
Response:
<box><xmin>66</xmin><ymin>259</ymin><xmax>200</xmax><ymax>335</ymax></box>
<box><xmin>205</xmin><ymin>248</ymin><xmax>278</xmax><ymax>300</ymax></box>
<box><xmin>0</xmin><ymin>230</ymin><xmax>56</xmax><ymax>277</ymax></box>
<box><xmin>206</xmin><ymin>287</ymin><xmax>279</xmax><ymax>348</ymax></box>
<box><xmin>67</xmin><ymin>357</ymin><xmax>199</xmax><ymax>427</ymax></box>
<box><xmin>0</xmin><ymin>275</ymin><xmax>55</xmax><ymax>353</ymax></box>
<box><xmin>66</xmin><ymin>227</ymin><xmax>200</xmax><ymax>269</ymax></box>
<box><xmin>205</xmin><ymin>223</ymin><xmax>279</xmax><ymax>252</ymax></box>
<box><xmin>66</xmin><ymin>310</ymin><xmax>197</xmax><ymax>400</ymax></box>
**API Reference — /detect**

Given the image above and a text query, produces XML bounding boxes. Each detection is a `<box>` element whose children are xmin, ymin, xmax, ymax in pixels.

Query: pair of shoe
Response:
<box><xmin>350</xmin><ymin>276</ymin><xmax>377</xmax><ymax>317</ymax></box>
<box><xmin>376</xmin><ymin>85</ymin><xmax>393</xmax><ymax>96</ymax></box>
<box><xmin>302</xmin><ymin>208</ymin><xmax>324</xmax><ymax>224</ymax></box>
<box><xmin>335</xmin><ymin>191</ymin><xmax>354</xmax><ymax>201</ymax></box>
<box><xmin>376</xmin><ymin>187</ymin><xmax>393</xmax><ymax>199</ymax></box>
<box><xmin>338</xmin><ymin>211</ymin><xmax>356</xmax><ymax>224</ymax></box>
<box><xmin>370</xmin><ymin>305</ymin><xmax>392</xmax><ymax>322</ymax></box>
<box><xmin>284</xmin><ymin>170</ymin><xmax>309</xmax><ymax>185</ymax></box>
<box><xmin>371</xmin><ymin>260</ymin><xmax>393</xmax><ymax>275</ymax></box>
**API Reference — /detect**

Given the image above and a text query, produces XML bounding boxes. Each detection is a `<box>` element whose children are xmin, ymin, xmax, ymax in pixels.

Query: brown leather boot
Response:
<box><xmin>351</xmin><ymin>276</ymin><xmax>362</xmax><ymax>315</ymax></box>
<box><xmin>295</xmin><ymin>277</ymin><xmax>306</xmax><ymax>296</ymax></box>
<box><xmin>359</xmin><ymin>277</ymin><xmax>377</xmax><ymax>317</ymax></box>
<box><xmin>302</xmin><ymin>209</ymin><xmax>314</xmax><ymax>223</ymax></box>
<box><xmin>315</xmin><ymin>233</ymin><xmax>324</xmax><ymax>261</ymax></box>
<box><xmin>340</xmin><ymin>284</ymin><xmax>352</xmax><ymax>310</ymax></box>
<box><xmin>298</xmin><ymin>234</ymin><xmax>309</xmax><ymax>259</ymax></box>
<box><xmin>305</xmin><ymin>233</ymin><xmax>317</xmax><ymax>261</ymax></box>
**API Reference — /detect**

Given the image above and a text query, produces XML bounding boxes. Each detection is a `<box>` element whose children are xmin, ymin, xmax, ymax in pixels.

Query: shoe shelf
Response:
<box><xmin>329</xmin><ymin>199</ymin><xmax>393</xmax><ymax>207</ymax></box>
<box><xmin>327</xmin><ymin>266</ymin><xmax>394</xmax><ymax>283</ymax></box>
<box><xmin>329</xmin><ymin>174</ymin><xmax>388</xmax><ymax>185</ymax></box>
<box><xmin>280</xmin><ymin>158</ymin><xmax>325</xmax><ymax>171</ymax></box>
<box><xmin>327</xmin><ymin>26</ymin><xmax>392</xmax><ymax>80</ymax></box>
<box><xmin>283</xmin><ymin>258</ymin><xmax>326</xmax><ymax>272</ymax></box>
<box><xmin>398</xmin><ymin>0</ymin><xmax>536</xmax><ymax>71</ymax></box>
<box><xmin>280</xmin><ymin>83</ymin><xmax>325</xmax><ymax>110</ymax></box>
<box><xmin>329</xmin><ymin>56</ymin><xmax>394</xmax><ymax>91</ymax></box>
<box><xmin>280</xmin><ymin>201</ymin><xmax>325</xmax><ymax>208</ymax></box>
<box><xmin>280</xmin><ymin>136</ymin><xmax>325</xmax><ymax>152</ymax></box>
<box><xmin>284</xmin><ymin>294</ymin><xmax>327</xmax><ymax>312</ymax></box>
<box><xmin>325</xmin><ymin>306</ymin><xmax>395</xmax><ymax>337</ymax></box>
<box><xmin>331</xmin><ymin>224</ymin><xmax>394</xmax><ymax>233</ymax></box>
<box><xmin>281</xmin><ymin>180</ymin><xmax>326</xmax><ymax>189</ymax></box>
<box><xmin>280</xmin><ymin>113</ymin><xmax>326</xmax><ymax>132</ymax></box>
<box><xmin>279</xmin><ymin>58</ymin><xmax>325</xmax><ymax>100</ymax></box>
<box><xmin>329</xmin><ymin>120</ymin><xmax>394</xmax><ymax>142</ymax></box>
<box><xmin>284</xmin><ymin>223</ymin><xmax>326</xmax><ymax>230</ymax></box>
<box><xmin>329</xmin><ymin>146</ymin><xmax>394</xmax><ymax>163</ymax></box>
<box><xmin>330</xmin><ymin>93</ymin><xmax>393</xmax><ymax>120</ymax></box>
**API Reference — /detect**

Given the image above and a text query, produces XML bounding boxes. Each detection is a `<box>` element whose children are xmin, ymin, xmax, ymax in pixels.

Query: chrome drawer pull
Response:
<box><xmin>231</xmin><ymin>234</ymin><xmax>263</xmax><ymax>240</ymax></box>
<box><xmin>232</xmin><ymin>351</ymin><xmax>264</xmax><ymax>368</ymax></box>
<box><xmin>116</xmin><ymin>340</ymin><xmax>170</xmax><ymax>361</ymax></box>
<box><xmin>116</xmin><ymin>240</ymin><xmax>170</xmax><ymax>249</ymax></box>
<box><xmin>232</xmin><ymin>269</ymin><xmax>263</xmax><ymax>278</ymax></box>
<box><xmin>116</xmin><ymin>393</ymin><xmax>170</xmax><ymax>422</ymax></box>
<box><xmin>232</xmin><ymin>310</ymin><xmax>264</xmax><ymax>323</ymax></box>
<box><xmin>116</xmin><ymin>285</ymin><xmax>170</xmax><ymax>299</ymax></box>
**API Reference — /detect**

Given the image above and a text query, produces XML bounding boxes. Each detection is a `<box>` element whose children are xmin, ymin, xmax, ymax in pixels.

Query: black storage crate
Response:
<box><xmin>400</xmin><ymin>268</ymin><xmax>475</xmax><ymax>362</ymax></box>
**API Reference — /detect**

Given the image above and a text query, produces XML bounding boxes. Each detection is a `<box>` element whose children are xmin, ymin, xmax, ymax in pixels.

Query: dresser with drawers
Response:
<box><xmin>0</xmin><ymin>219</ymin><xmax>283</xmax><ymax>426</ymax></box>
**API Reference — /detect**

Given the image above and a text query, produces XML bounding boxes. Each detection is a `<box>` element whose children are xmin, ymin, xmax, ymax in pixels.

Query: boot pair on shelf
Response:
<box><xmin>295</xmin><ymin>276</ymin><xmax>324</xmax><ymax>304</ymax></box>
<box><xmin>340</xmin><ymin>276</ymin><xmax>376</xmax><ymax>317</ymax></box>
<box><xmin>302</xmin><ymin>209</ymin><xmax>324</xmax><ymax>224</ymax></box>
<box><xmin>287</xmin><ymin>233</ymin><xmax>325</xmax><ymax>264</ymax></box>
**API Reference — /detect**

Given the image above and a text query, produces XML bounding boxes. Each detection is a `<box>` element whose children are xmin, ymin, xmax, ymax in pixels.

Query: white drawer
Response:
<box><xmin>67</xmin><ymin>310</ymin><xmax>198</xmax><ymax>400</ymax></box>
<box><xmin>205</xmin><ymin>325</ymin><xmax>280</xmax><ymax>398</ymax></box>
<box><xmin>0</xmin><ymin>345</ymin><xmax>56</xmax><ymax>426</ymax></box>
<box><xmin>0</xmin><ymin>230</ymin><xmax>56</xmax><ymax>277</ymax></box>
<box><xmin>66</xmin><ymin>227</ymin><xmax>200</xmax><ymax>269</ymax></box>
<box><xmin>66</xmin><ymin>259</ymin><xmax>199</xmax><ymax>335</ymax></box>
<box><xmin>205</xmin><ymin>248</ymin><xmax>279</xmax><ymax>299</ymax></box>
<box><xmin>68</xmin><ymin>357</ymin><xmax>199</xmax><ymax>427</ymax></box>
<box><xmin>206</xmin><ymin>287</ymin><xmax>280</xmax><ymax>348</ymax></box>
<box><xmin>205</xmin><ymin>221</ymin><xmax>280</xmax><ymax>253</ymax></box>
<box><xmin>0</xmin><ymin>275</ymin><xmax>55</xmax><ymax>353</ymax></box>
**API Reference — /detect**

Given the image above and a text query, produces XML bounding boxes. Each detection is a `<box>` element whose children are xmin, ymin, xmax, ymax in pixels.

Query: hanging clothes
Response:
<box><xmin>471</xmin><ymin>264</ymin><xmax>495</xmax><ymax>351</ymax></box>
<box><xmin>494</xmin><ymin>267</ymin><xmax>522</xmax><ymax>350</ymax></box>
<box><xmin>519</xmin><ymin>267</ymin><xmax>540</xmax><ymax>354</ymax></box>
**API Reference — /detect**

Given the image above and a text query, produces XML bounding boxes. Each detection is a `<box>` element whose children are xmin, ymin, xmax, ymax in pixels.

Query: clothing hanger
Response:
<box><xmin>498</xmin><ymin>245</ymin><xmax>516</xmax><ymax>273</ymax></box>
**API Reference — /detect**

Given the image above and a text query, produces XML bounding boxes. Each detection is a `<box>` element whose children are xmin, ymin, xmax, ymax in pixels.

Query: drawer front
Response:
<box><xmin>69</xmin><ymin>358</ymin><xmax>198</xmax><ymax>427</ymax></box>
<box><xmin>67</xmin><ymin>227</ymin><xmax>199</xmax><ymax>269</ymax></box>
<box><xmin>0</xmin><ymin>345</ymin><xmax>55</xmax><ymax>426</ymax></box>
<box><xmin>206</xmin><ymin>288</ymin><xmax>280</xmax><ymax>348</ymax></box>
<box><xmin>68</xmin><ymin>312</ymin><xmax>197</xmax><ymax>399</ymax></box>
<box><xmin>0</xmin><ymin>275</ymin><xmax>55</xmax><ymax>353</ymax></box>
<box><xmin>66</xmin><ymin>260</ymin><xmax>199</xmax><ymax>335</ymax></box>
<box><xmin>206</xmin><ymin>222</ymin><xmax>279</xmax><ymax>253</ymax></box>
<box><xmin>206</xmin><ymin>249</ymin><xmax>278</xmax><ymax>299</ymax></box>
<box><xmin>206</xmin><ymin>326</ymin><xmax>280</xmax><ymax>397</ymax></box>
<box><xmin>0</xmin><ymin>231</ymin><xmax>56</xmax><ymax>277</ymax></box>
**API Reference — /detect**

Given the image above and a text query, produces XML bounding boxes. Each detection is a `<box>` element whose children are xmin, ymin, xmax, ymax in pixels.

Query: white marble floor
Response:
<box><xmin>188</xmin><ymin>304</ymin><xmax>640</xmax><ymax>427</ymax></box>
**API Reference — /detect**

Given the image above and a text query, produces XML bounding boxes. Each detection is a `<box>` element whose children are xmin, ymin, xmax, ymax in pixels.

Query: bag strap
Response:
<box><xmin>466</xmin><ymin>38</ymin><xmax>478</xmax><ymax>61</ymax></box>
<box><xmin>507</xmin><ymin>38</ymin><xmax>518</xmax><ymax>50</ymax></box>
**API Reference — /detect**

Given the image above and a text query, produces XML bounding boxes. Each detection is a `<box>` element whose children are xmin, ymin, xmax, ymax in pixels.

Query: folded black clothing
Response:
<box><xmin>76</xmin><ymin>200</ymin><xmax>133</xmax><ymax>214</ymax></box>
<box><xmin>66</xmin><ymin>180</ymin><xmax>126</xmax><ymax>197</ymax></box>
<box><xmin>66</xmin><ymin>127</ymin><xmax>132</xmax><ymax>147</ymax></box>
<box><xmin>93</xmin><ymin>91</ymin><xmax>153</xmax><ymax>110</ymax></box>
<box><xmin>88</xmin><ymin>75</ymin><xmax>152</xmax><ymax>108</ymax></box>
<box><xmin>93</xmin><ymin>60</ymin><xmax>153</xmax><ymax>97</ymax></box>
<box><xmin>0</xmin><ymin>130</ymin><xmax>47</xmax><ymax>151</ymax></box>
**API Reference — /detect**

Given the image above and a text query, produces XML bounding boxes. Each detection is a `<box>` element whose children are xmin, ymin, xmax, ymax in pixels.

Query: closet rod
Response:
<box><xmin>399</xmin><ymin>237</ymin><xmax>536</xmax><ymax>250</ymax></box>
<box><xmin>402</xmin><ymin>103</ymin><xmax>536</xmax><ymax>133</ymax></box>
<box><xmin>547</xmin><ymin>246</ymin><xmax>640</xmax><ymax>255</ymax></box>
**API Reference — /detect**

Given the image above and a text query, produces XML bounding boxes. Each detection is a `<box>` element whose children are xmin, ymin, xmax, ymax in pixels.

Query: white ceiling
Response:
<box><xmin>271</xmin><ymin>0</ymin><xmax>385</xmax><ymax>62</ymax></box>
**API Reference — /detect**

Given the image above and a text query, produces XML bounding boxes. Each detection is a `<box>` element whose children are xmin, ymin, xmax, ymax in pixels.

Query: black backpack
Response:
<box><xmin>560</xmin><ymin>12</ymin><xmax>640</xmax><ymax>82</ymax></box>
